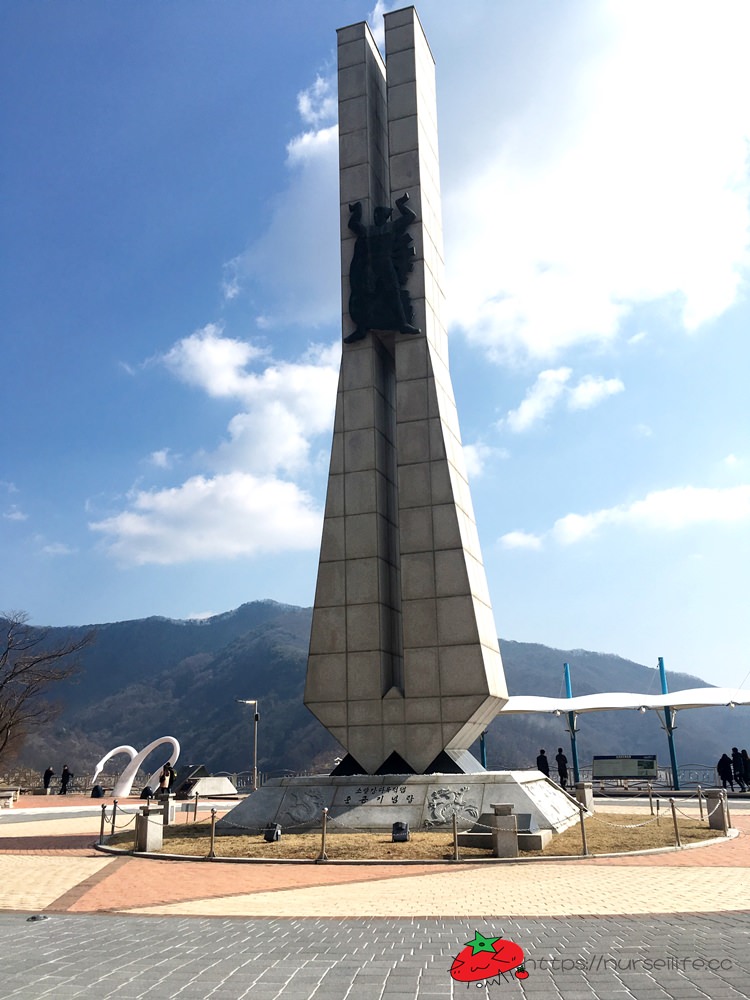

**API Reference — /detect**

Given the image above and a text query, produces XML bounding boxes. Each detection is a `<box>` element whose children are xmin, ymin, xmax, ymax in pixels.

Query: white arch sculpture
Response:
<box><xmin>92</xmin><ymin>745</ymin><xmax>137</xmax><ymax>788</ymax></box>
<box><xmin>94</xmin><ymin>737</ymin><xmax>180</xmax><ymax>797</ymax></box>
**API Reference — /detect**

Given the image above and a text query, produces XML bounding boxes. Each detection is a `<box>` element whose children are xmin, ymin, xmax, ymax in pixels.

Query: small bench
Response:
<box><xmin>0</xmin><ymin>790</ymin><xmax>17</xmax><ymax>808</ymax></box>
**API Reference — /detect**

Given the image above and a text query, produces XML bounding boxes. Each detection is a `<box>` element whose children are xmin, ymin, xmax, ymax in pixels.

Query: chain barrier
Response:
<box><xmin>111</xmin><ymin>812</ymin><xmax>137</xmax><ymax>831</ymax></box>
<box><xmin>672</xmin><ymin>800</ymin><xmax>713</xmax><ymax>821</ymax></box>
<box><xmin>591</xmin><ymin>814</ymin><xmax>660</xmax><ymax>829</ymax></box>
<box><xmin>706</xmin><ymin>798</ymin><xmax>725</xmax><ymax>819</ymax></box>
<box><xmin>98</xmin><ymin>803</ymin><xmax>138</xmax><ymax>842</ymax></box>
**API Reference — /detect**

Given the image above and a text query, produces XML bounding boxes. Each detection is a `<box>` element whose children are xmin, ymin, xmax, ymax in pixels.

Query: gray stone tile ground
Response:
<box><xmin>0</xmin><ymin>913</ymin><xmax>748</xmax><ymax>1000</ymax></box>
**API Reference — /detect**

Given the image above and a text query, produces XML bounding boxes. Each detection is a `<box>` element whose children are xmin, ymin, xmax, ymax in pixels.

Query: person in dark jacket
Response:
<box><xmin>731</xmin><ymin>748</ymin><xmax>746</xmax><ymax>791</ymax></box>
<box><xmin>741</xmin><ymin>749</ymin><xmax>750</xmax><ymax>789</ymax></box>
<box><xmin>59</xmin><ymin>765</ymin><xmax>72</xmax><ymax>795</ymax></box>
<box><xmin>555</xmin><ymin>748</ymin><xmax>569</xmax><ymax>790</ymax></box>
<box><xmin>43</xmin><ymin>766</ymin><xmax>55</xmax><ymax>792</ymax></box>
<box><xmin>536</xmin><ymin>749</ymin><xmax>550</xmax><ymax>777</ymax></box>
<box><xmin>717</xmin><ymin>754</ymin><xmax>734</xmax><ymax>790</ymax></box>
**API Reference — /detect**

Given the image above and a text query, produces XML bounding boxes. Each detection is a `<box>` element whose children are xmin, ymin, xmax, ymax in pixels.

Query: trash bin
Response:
<box><xmin>392</xmin><ymin>822</ymin><xmax>410</xmax><ymax>842</ymax></box>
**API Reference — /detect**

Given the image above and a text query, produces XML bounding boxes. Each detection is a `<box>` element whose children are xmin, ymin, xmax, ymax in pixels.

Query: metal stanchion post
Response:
<box><xmin>647</xmin><ymin>782</ymin><xmax>654</xmax><ymax>816</ymax></box>
<box><xmin>208</xmin><ymin>808</ymin><xmax>217</xmax><ymax>859</ymax></box>
<box><xmin>111</xmin><ymin>799</ymin><xmax>118</xmax><ymax>835</ymax></box>
<box><xmin>194</xmin><ymin>792</ymin><xmax>199</xmax><ymax>822</ymax></box>
<box><xmin>316</xmin><ymin>807</ymin><xmax>329</xmax><ymax>862</ymax></box>
<box><xmin>99</xmin><ymin>804</ymin><xmax>107</xmax><ymax>845</ymax></box>
<box><xmin>578</xmin><ymin>803</ymin><xmax>589</xmax><ymax>856</ymax></box>
<box><xmin>723</xmin><ymin>790</ymin><xmax>731</xmax><ymax>833</ymax></box>
<box><xmin>656</xmin><ymin>799</ymin><xmax>660</xmax><ymax>826</ymax></box>
<box><xmin>452</xmin><ymin>813</ymin><xmax>460</xmax><ymax>862</ymax></box>
<box><xmin>669</xmin><ymin>798</ymin><xmax>681</xmax><ymax>848</ymax></box>
<box><xmin>697</xmin><ymin>785</ymin><xmax>704</xmax><ymax>822</ymax></box>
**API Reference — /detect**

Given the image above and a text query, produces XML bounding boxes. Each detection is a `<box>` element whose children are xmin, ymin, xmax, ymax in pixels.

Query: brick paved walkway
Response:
<box><xmin>1</xmin><ymin>796</ymin><xmax>749</xmax><ymax>998</ymax></box>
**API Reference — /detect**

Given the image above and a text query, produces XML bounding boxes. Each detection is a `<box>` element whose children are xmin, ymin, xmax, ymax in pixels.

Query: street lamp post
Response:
<box><xmin>236</xmin><ymin>699</ymin><xmax>260</xmax><ymax>792</ymax></box>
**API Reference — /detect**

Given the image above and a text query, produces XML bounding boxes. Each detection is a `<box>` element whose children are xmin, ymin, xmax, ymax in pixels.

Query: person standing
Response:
<box><xmin>742</xmin><ymin>749</ymin><xmax>750</xmax><ymax>790</ymax></box>
<box><xmin>731</xmin><ymin>748</ymin><xmax>746</xmax><ymax>791</ymax></box>
<box><xmin>555</xmin><ymin>748</ymin><xmax>569</xmax><ymax>790</ymax></box>
<box><xmin>536</xmin><ymin>749</ymin><xmax>550</xmax><ymax>777</ymax></box>
<box><xmin>43</xmin><ymin>766</ymin><xmax>55</xmax><ymax>794</ymax></box>
<box><xmin>59</xmin><ymin>765</ymin><xmax>72</xmax><ymax>795</ymax></box>
<box><xmin>717</xmin><ymin>754</ymin><xmax>734</xmax><ymax>790</ymax></box>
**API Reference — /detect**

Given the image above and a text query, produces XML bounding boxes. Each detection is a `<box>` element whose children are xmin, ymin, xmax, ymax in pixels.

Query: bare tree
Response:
<box><xmin>0</xmin><ymin>611</ymin><xmax>94</xmax><ymax>763</ymax></box>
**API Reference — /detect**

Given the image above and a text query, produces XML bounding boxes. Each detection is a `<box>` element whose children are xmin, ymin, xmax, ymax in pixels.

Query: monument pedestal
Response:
<box><xmin>219</xmin><ymin>771</ymin><xmax>579</xmax><ymax>837</ymax></box>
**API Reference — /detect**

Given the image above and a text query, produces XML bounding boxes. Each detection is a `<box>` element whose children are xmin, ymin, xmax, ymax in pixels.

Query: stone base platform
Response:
<box><xmin>218</xmin><ymin>771</ymin><xmax>580</xmax><ymax>835</ymax></box>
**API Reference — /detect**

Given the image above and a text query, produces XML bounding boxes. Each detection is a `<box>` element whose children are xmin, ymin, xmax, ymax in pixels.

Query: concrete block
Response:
<box><xmin>400</xmin><ymin>551</ymin><xmax>435</xmax><ymax>600</ymax></box>
<box><xmin>305</xmin><ymin>654</ymin><xmax>347</xmax><ymax>701</ymax></box>
<box><xmin>401</xmin><ymin>597</ymin><xmax>438</xmax><ymax>648</ymax></box>
<box><xmin>344</xmin><ymin>470</ymin><xmax>378</xmax><ymax>514</ymax></box>
<box><xmin>347</xmin><ymin>651</ymin><xmax>386</xmax><ymax>699</ymax></box>
<box><xmin>319</xmin><ymin>516</ymin><xmax>345</xmax><ymax>562</ymax></box>
<box><xmin>518</xmin><ymin>829</ymin><xmax>553</xmax><ymax>851</ymax></box>
<box><xmin>344</xmin><ymin>512</ymin><xmax>378</xmax><ymax>559</ymax></box>
<box><xmin>346</xmin><ymin>602</ymin><xmax>382</xmax><ymax>651</ymax></box>
<box><xmin>346</xmin><ymin>557</ymin><xmax>380</xmax><ymax>605</ymax></box>
<box><xmin>314</xmin><ymin>560</ymin><xmax>345</xmax><ymax>608</ymax></box>
<box><xmin>706</xmin><ymin>789</ymin><xmax>729</xmax><ymax>831</ymax></box>
<box><xmin>135</xmin><ymin>808</ymin><xmax>164</xmax><ymax>852</ymax></box>
<box><xmin>434</xmin><ymin>552</ymin><xmax>471</xmax><ymax>598</ymax></box>
<box><xmin>574</xmin><ymin>781</ymin><xmax>594</xmax><ymax>812</ymax></box>
<box><xmin>309</xmin><ymin>607</ymin><xmax>346</xmax><ymax>654</ymax></box>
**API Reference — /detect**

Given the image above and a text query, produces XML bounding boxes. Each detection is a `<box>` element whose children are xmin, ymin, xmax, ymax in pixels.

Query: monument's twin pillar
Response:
<box><xmin>304</xmin><ymin>7</ymin><xmax>508</xmax><ymax>775</ymax></box>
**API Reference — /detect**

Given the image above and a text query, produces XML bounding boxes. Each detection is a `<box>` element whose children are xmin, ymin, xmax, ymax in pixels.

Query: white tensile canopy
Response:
<box><xmin>498</xmin><ymin>687</ymin><xmax>750</xmax><ymax>715</ymax></box>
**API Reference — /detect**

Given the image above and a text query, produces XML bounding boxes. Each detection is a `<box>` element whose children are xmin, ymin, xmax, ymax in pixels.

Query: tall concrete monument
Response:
<box><xmin>221</xmin><ymin>8</ymin><xmax>578</xmax><ymax>839</ymax></box>
<box><xmin>303</xmin><ymin>7</ymin><xmax>508</xmax><ymax>776</ymax></box>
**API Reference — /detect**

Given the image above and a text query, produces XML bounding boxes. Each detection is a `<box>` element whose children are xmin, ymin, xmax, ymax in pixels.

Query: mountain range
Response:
<box><xmin>9</xmin><ymin>600</ymin><xmax>745</xmax><ymax>780</ymax></box>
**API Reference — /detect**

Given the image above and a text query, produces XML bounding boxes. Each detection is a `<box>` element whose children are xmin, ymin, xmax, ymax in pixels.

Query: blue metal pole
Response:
<box><xmin>563</xmin><ymin>662</ymin><xmax>580</xmax><ymax>783</ymax></box>
<box><xmin>479</xmin><ymin>730</ymin><xmax>487</xmax><ymax>769</ymax></box>
<box><xmin>658</xmin><ymin>656</ymin><xmax>680</xmax><ymax>791</ymax></box>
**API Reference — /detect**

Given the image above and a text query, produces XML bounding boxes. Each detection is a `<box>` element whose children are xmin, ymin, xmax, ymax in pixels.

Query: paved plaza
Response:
<box><xmin>1</xmin><ymin>795</ymin><xmax>749</xmax><ymax>999</ymax></box>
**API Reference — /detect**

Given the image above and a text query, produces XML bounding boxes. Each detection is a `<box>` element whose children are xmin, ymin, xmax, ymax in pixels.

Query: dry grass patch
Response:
<box><xmin>522</xmin><ymin>812</ymin><xmax>723</xmax><ymax>857</ymax></box>
<box><xmin>107</xmin><ymin>812</ymin><xmax>724</xmax><ymax>860</ymax></box>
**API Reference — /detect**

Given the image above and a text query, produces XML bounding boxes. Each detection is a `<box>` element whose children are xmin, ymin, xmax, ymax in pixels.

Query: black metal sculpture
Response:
<box><xmin>344</xmin><ymin>192</ymin><xmax>421</xmax><ymax>343</ymax></box>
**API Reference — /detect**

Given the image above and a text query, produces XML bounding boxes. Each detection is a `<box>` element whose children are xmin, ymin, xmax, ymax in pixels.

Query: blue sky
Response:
<box><xmin>2</xmin><ymin>1</ymin><xmax>749</xmax><ymax>692</ymax></box>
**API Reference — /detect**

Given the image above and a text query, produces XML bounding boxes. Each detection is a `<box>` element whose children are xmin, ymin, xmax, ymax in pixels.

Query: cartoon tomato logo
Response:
<box><xmin>449</xmin><ymin>930</ymin><xmax>528</xmax><ymax>985</ymax></box>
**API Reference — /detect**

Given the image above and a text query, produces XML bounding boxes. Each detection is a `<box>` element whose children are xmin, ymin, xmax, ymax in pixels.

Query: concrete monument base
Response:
<box><xmin>218</xmin><ymin>771</ymin><xmax>580</xmax><ymax>836</ymax></box>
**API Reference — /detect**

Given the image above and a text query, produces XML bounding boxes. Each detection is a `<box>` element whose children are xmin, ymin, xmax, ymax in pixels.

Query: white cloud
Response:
<box><xmin>503</xmin><ymin>484</ymin><xmax>750</xmax><ymax>549</ymax></box>
<box><xmin>503</xmin><ymin>368</ymin><xmax>571</xmax><ymax>432</ymax></box>
<box><xmin>499</xmin><ymin>530</ymin><xmax>543</xmax><ymax>551</ymax></box>
<box><xmin>162</xmin><ymin>324</ymin><xmax>268</xmax><ymax>399</ymax></box>
<box><xmin>32</xmin><ymin>535</ymin><xmax>76</xmax><ymax>556</ymax></box>
<box><xmin>90</xmin><ymin>472</ymin><xmax>322</xmax><ymax>566</ymax></box>
<box><xmin>568</xmin><ymin>374</ymin><xmax>624</xmax><ymax>411</ymax></box>
<box><xmin>161</xmin><ymin>330</ymin><xmax>339</xmax><ymax>476</ymax></box>
<box><xmin>3</xmin><ymin>505</ymin><xmax>27</xmax><ymax>522</ymax></box>
<box><xmin>441</xmin><ymin>1</ymin><xmax>750</xmax><ymax>361</ymax></box>
<box><xmin>220</xmin><ymin>118</ymin><xmax>339</xmax><ymax>325</ymax></box>
<box><xmin>148</xmin><ymin>449</ymin><xmax>174</xmax><ymax>470</ymax></box>
<box><xmin>297</xmin><ymin>75</ymin><xmax>337</xmax><ymax>128</ymax></box>
<box><xmin>95</xmin><ymin>333</ymin><xmax>341</xmax><ymax>566</ymax></box>
<box><xmin>463</xmin><ymin>442</ymin><xmax>509</xmax><ymax>478</ymax></box>
<box><xmin>502</xmin><ymin>368</ymin><xmax>622</xmax><ymax>431</ymax></box>
<box><xmin>551</xmin><ymin>484</ymin><xmax>750</xmax><ymax>544</ymax></box>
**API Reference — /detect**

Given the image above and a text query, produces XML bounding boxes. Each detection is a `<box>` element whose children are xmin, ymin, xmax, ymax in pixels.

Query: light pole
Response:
<box><xmin>236</xmin><ymin>699</ymin><xmax>260</xmax><ymax>792</ymax></box>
